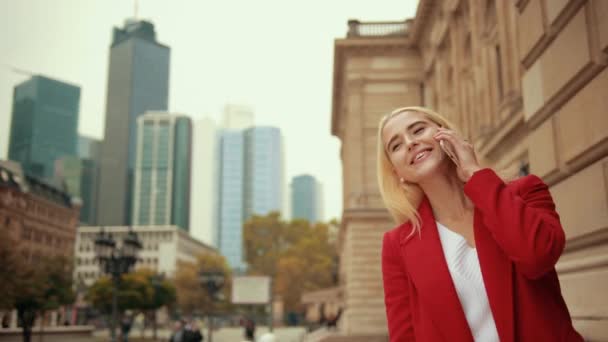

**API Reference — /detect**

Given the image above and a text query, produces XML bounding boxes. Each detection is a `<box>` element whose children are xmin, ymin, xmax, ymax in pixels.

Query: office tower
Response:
<box><xmin>55</xmin><ymin>156</ymin><xmax>99</xmax><ymax>225</ymax></box>
<box><xmin>216</xmin><ymin>130</ymin><xmax>246</xmax><ymax>270</ymax></box>
<box><xmin>291</xmin><ymin>174</ymin><xmax>323</xmax><ymax>223</ymax></box>
<box><xmin>190</xmin><ymin>117</ymin><xmax>218</xmax><ymax>245</ymax></box>
<box><xmin>131</xmin><ymin>112</ymin><xmax>191</xmax><ymax>231</ymax></box>
<box><xmin>97</xmin><ymin>19</ymin><xmax>170</xmax><ymax>226</ymax></box>
<box><xmin>243</xmin><ymin>126</ymin><xmax>284</xmax><ymax>219</ymax></box>
<box><xmin>8</xmin><ymin>75</ymin><xmax>80</xmax><ymax>179</ymax></box>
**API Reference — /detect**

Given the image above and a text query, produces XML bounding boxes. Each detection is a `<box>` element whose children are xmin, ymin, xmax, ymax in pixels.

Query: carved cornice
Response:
<box><xmin>331</xmin><ymin>38</ymin><xmax>411</xmax><ymax>138</ymax></box>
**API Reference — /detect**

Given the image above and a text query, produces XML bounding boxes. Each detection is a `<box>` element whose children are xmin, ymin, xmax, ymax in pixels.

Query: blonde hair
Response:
<box><xmin>376</xmin><ymin>106</ymin><xmax>460</xmax><ymax>235</ymax></box>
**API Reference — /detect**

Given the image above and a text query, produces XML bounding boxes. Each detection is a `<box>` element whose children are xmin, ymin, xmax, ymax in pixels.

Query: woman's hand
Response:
<box><xmin>434</xmin><ymin>128</ymin><xmax>482</xmax><ymax>182</ymax></box>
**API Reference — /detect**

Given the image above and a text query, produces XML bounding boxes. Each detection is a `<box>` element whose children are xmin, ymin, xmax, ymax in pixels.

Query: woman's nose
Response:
<box><xmin>405</xmin><ymin>137</ymin><xmax>419</xmax><ymax>151</ymax></box>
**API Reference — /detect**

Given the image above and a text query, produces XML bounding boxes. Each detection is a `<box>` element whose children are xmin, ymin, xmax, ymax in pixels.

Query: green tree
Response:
<box><xmin>87</xmin><ymin>268</ymin><xmax>176</xmax><ymax>340</ymax></box>
<box><xmin>13</xmin><ymin>255</ymin><xmax>75</xmax><ymax>342</ymax></box>
<box><xmin>138</xmin><ymin>269</ymin><xmax>176</xmax><ymax>341</ymax></box>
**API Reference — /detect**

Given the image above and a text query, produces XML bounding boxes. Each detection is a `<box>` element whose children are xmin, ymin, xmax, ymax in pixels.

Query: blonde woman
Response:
<box><xmin>378</xmin><ymin>107</ymin><xmax>582</xmax><ymax>341</ymax></box>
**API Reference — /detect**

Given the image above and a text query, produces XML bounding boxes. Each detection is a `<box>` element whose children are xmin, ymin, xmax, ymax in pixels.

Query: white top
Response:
<box><xmin>436</xmin><ymin>221</ymin><xmax>500</xmax><ymax>342</ymax></box>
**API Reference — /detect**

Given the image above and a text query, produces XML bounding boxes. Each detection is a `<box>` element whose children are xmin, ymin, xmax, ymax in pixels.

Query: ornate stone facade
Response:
<box><xmin>0</xmin><ymin>160</ymin><xmax>79</xmax><ymax>263</ymax></box>
<box><xmin>0</xmin><ymin>160</ymin><xmax>80</xmax><ymax>329</ymax></box>
<box><xmin>331</xmin><ymin>0</ymin><xmax>608</xmax><ymax>339</ymax></box>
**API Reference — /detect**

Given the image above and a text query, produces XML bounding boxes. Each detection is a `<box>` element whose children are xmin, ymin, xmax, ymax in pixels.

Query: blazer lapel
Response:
<box><xmin>474</xmin><ymin>208</ymin><xmax>515</xmax><ymax>342</ymax></box>
<box><xmin>400</xmin><ymin>197</ymin><xmax>474</xmax><ymax>342</ymax></box>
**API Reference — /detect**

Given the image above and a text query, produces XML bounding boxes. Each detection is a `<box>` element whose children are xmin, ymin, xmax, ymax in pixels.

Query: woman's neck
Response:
<box><xmin>418</xmin><ymin>170</ymin><xmax>473</xmax><ymax>222</ymax></box>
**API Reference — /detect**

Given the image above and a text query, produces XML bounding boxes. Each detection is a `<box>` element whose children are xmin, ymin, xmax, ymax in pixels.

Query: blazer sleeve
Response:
<box><xmin>382</xmin><ymin>230</ymin><xmax>415</xmax><ymax>341</ymax></box>
<box><xmin>464</xmin><ymin>168</ymin><xmax>566</xmax><ymax>279</ymax></box>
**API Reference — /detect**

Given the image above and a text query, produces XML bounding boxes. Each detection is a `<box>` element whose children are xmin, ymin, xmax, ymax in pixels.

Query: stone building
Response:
<box><xmin>0</xmin><ymin>160</ymin><xmax>80</xmax><ymax>263</ymax></box>
<box><xmin>0</xmin><ymin>160</ymin><xmax>80</xmax><ymax>329</ymax></box>
<box><xmin>329</xmin><ymin>0</ymin><xmax>608</xmax><ymax>340</ymax></box>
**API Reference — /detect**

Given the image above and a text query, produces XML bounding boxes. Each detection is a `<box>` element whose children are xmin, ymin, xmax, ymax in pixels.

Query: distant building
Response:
<box><xmin>291</xmin><ymin>174</ymin><xmax>322</xmax><ymax>223</ymax></box>
<box><xmin>216</xmin><ymin>130</ymin><xmax>246</xmax><ymax>270</ymax></box>
<box><xmin>8</xmin><ymin>75</ymin><xmax>80</xmax><ymax>180</ymax></box>
<box><xmin>243</xmin><ymin>126</ymin><xmax>284</xmax><ymax>219</ymax></box>
<box><xmin>97</xmin><ymin>19</ymin><xmax>170</xmax><ymax>226</ymax></box>
<box><xmin>190</xmin><ymin>117</ymin><xmax>218</xmax><ymax>245</ymax></box>
<box><xmin>54</xmin><ymin>156</ymin><xmax>99</xmax><ymax>225</ymax></box>
<box><xmin>221</xmin><ymin>104</ymin><xmax>254</xmax><ymax>130</ymax></box>
<box><xmin>131</xmin><ymin>112</ymin><xmax>191</xmax><ymax>231</ymax></box>
<box><xmin>74</xmin><ymin>225</ymin><xmax>218</xmax><ymax>286</ymax></box>
<box><xmin>77</xmin><ymin>135</ymin><xmax>101</xmax><ymax>160</ymax></box>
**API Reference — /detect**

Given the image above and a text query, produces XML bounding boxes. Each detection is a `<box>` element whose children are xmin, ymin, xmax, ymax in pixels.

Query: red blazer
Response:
<box><xmin>382</xmin><ymin>169</ymin><xmax>583</xmax><ymax>341</ymax></box>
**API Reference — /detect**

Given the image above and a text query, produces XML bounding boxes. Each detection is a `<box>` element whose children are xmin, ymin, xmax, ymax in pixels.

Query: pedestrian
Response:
<box><xmin>120</xmin><ymin>315</ymin><xmax>133</xmax><ymax>342</ymax></box>
<box><xmin>169</xmin><ymin>320</ymin><xmax>185</xmax><ymax>342</ymax></box>
<box><xmin>378</xmin><ymin>106</ymin><xmax>583</xmax><ymax>341</ymax></box>
<box><xmin>183</xmin><ymin>320</ymin><xmax>203</xmax><ymax>342</ymax></box>
<box><xmin>243</xmin><ymin>318</ymin><xmax>255</xmax><ymax>341</ymax></box>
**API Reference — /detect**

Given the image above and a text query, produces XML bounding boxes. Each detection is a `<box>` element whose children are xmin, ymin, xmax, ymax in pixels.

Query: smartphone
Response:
<box><xmin>440</xmin><ymin>140</ymin><xmax>459</xmax><ymax>165</ymax></box>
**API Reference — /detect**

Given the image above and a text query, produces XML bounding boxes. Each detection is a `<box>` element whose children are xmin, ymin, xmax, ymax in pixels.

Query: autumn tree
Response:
<box><xmin>243</xmin><ymin>213</ymin><xmax>338</xmax><ymax>316</ymax></box>
<box><xmin>173</xmin><ymin>253</ymin><xmax>232</xmax><ymax>317</ymax></box>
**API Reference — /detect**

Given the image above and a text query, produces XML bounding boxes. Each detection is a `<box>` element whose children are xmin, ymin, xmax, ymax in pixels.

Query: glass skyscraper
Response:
<box><xmin>291</xmin><ymin>174</ymin><xmax>323</xmax><ymax>223</ymax></box>
<box><xmin>8</xmin><ymin>75</ymin><xmax>80</xmax><ymax>179</ymax></box>
<box><xmin>131</xmin><ymin>113</ymin><xmax>191</xmax><ymax>231</ymax></box>
<box><xmin>54</xmin><ymin>156</ymin><xmax>99</xmax><ymax>225</ymax></box>
<box><xmin>215</xmin><ymin>125</ymin><xmax>284</xmax><ymax>271</ymax></box>
<box><xmin>243</xmin><ymin>126</ymin><xmax>284</xmax><ymax>219</ymax></box>
<box><xmin>97</xmin><ymin>19</ymin><xmax>170</xmax><ymax>226</ymax></box>
<box><xmin>217</xmin><ymin>130</ymin><xmax>246</xmax><ymax>270</ymax></box>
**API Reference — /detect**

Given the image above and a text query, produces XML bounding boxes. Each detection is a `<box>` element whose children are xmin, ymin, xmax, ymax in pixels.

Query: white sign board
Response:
<box><xmin>232</xmin><ymin>276</ymin><xmax>271</xmax><ymax>304</ymax></box>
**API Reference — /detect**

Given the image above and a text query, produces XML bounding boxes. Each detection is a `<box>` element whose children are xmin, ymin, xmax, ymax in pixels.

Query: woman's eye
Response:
<box><xmin>414</xmin><ymin>127</ymin><xmax>424</xmax><ymax>134</ymax></box>
<box><xmin>391</xmin><ymin>143</ymin><xmax>401</xmax><ymax>152</ymax></box>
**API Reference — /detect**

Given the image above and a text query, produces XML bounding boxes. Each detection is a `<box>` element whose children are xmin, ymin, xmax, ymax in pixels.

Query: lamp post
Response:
<box><xmin>199</xmin><ymin>269</ymin><xmax>225</xmax><ymax>342</ymax></box>
<box><xmin>94</xmin><ymin>227</ymin><xmax>142</xmax><ymax>342</ymax></box>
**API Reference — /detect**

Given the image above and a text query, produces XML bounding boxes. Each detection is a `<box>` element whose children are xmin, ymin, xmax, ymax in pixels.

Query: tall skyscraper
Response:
<box><xmin>291</xmin><ymin>174</ymin><xmax>323</xmax><ymax>223</ymax></box>
<box><xmin>131</xmin><ymin>112</ymin><xmax>191</xmax><ymax>231</ymax></box>
<box><xmin>243</xmin><ymin>126</ymin><xmax>284</xmax><ymax>219</ymax></box>
<box><xmin>8</xmin><ymin>75</ymin><xmax>80</xmax><ymax>179</ymax></box>
<box><xmin>190</xmin><ymin>117</ymin><xmax>218</xmax><ymax>245</ymax></box>
<box><xmin>97</xmin><ymin>19</ymin><xmax>170</xmax><ymax>226</ymax></box>
<box><xmin>216</xmin><ymin>130</ymin><xmax>246</xmax><ymax>270</ymax></box>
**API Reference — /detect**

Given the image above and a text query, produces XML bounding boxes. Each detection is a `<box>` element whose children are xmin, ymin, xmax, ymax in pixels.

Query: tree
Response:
<box><xmin>275</xmin><ymin>223</ymin><xmax>335</xmax><ymax>313</ymax></box>
<box><xmin>243</xmin><ymin>213</ymin><xmax>338</xmax><ymax>317</ymax></box>
<box><xmin>86</xmin><ymin>268</ymin><xmax>176</xmax><ymax>340</ymax></box>
<box><xmin>138</xmin><ymin>269</ymin><xmax>176</xmax><ymax>341</ymax></box>
<box><xmin>173</xmin><ymin>253</ymin><xmax>232</xmax><ymax>317</ymax></box>
<box><xmin>12</xmin><ymin>255</ymin><xmax>75</xmax><ymax>342</ymax></box>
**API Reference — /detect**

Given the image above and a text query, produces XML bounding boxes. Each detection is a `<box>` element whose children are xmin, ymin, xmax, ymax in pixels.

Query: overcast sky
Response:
<box><xmin>0</xmin><ymin>0</ymin><xmax>419</xmax><ymax>222</ymax></box>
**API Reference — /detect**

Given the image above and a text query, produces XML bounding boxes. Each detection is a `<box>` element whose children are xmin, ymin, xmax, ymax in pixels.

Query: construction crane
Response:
<box><xmin>2</xmin><ymin>63</ymin><xmax>36</xmax><ymax>77</ymax></box>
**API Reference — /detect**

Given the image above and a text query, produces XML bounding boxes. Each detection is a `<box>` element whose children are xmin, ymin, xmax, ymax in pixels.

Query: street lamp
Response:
<box><xmin>94</xmin><ymin>227</ymin><xmax>142</xmax><ymax>342</ymax></box>
<box><xmin>199</xmin><ymin>269</ymin><xmax>226</xmax><ymax>342</ymax></box>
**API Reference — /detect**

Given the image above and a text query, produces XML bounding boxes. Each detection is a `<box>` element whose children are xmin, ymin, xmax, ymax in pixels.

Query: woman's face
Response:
<box><xmin>382</xmin><ymin>110</ymin><xmax>448</xmax><ymax>184</ymax></box>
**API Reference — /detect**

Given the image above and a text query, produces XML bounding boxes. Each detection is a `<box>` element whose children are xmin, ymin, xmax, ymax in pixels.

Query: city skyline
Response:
<box><xmin>0</xmin><ymin>0</ymin><xmax>420</xmax><ymax>221</ymax></box>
